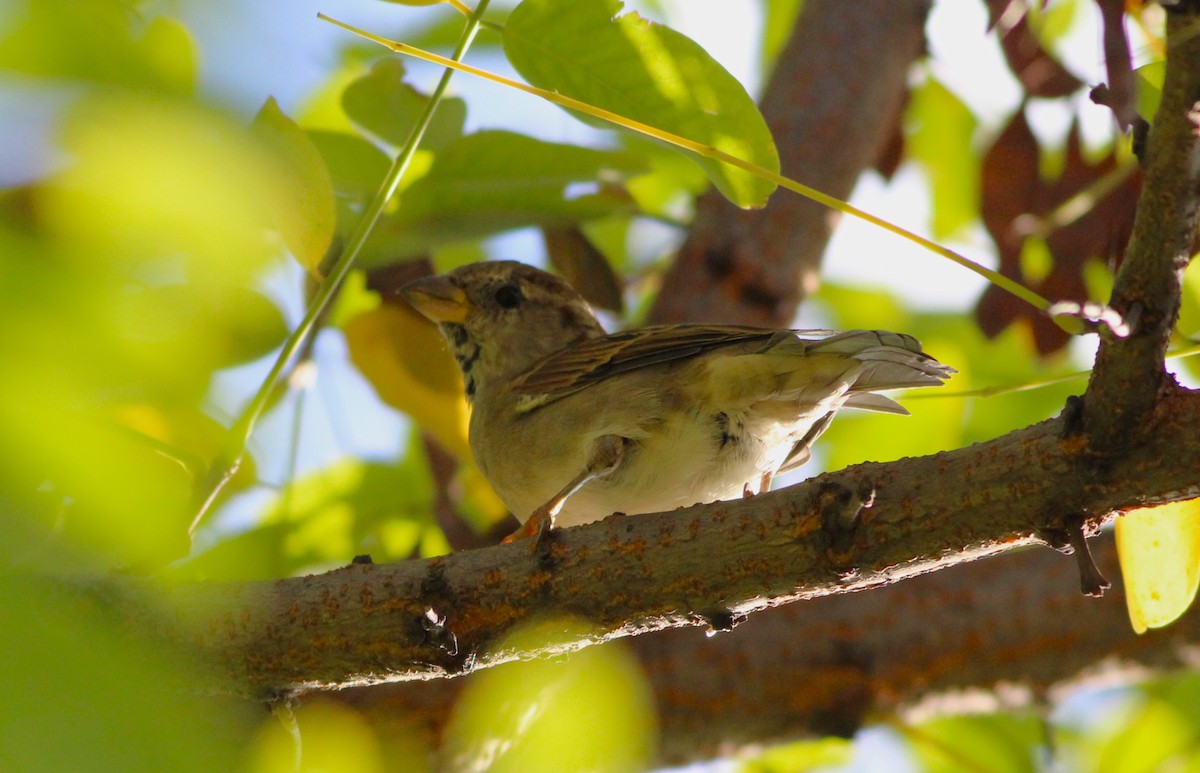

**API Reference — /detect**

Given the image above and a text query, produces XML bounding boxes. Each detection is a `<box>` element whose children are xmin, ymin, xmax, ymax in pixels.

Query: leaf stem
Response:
<box><xmin>318</xmin><ymin>19</ymin><xmax>1054</xmax><ymax>317</ymax></box>
<box><xmin>189</xmin><ymin>1</ymin><xmax>493</xmax><ymax>536</ymax></box>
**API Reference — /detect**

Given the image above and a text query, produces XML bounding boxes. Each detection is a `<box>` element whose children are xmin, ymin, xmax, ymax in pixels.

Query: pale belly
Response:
<box><xmin>475</xmin><ymin>397</ymin><xmax>808</xmax><ymax>528</ymax></box>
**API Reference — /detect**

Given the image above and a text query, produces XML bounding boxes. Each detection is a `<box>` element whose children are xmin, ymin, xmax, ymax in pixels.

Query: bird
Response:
<box><xmin>401</xmin><ymin>260</ymin><xmax>953</xmax><ymax>541</ymax></box>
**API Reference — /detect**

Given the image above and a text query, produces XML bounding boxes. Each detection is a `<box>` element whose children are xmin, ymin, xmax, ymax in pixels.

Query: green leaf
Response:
<box><xmin>739</xmin><ymin>736</ymin><xmax>853</xmax><ymax>772</ymax></box>
<box><xmin>363</xmin><ymin>130</ymin><xmax>646</xmax><ymax>262</ymax></box>
<box><xmin>252</xmin><ymin>97</ymin><xmax>337</xmax><ymax>271</ymax></box>
<box><xmin>342</xmin><ymin>58</ymin><xmax>467</xmax><ymax>150</ymax></box>
<box><xmin>442</xmin><ymin>619</ymin><xmax>657</xmax><ymax>772</ymax></box>
<box><xmin>906</xmin><ymin>77</ymin><xmax>980</xmax><ymax>239</ymax></box>
<box><xmin>180</xmin><ymin>455</ymin><xmax>438</xmax><ymax>581</ymax></box>
<box><xmin>910</xmin><ymin>714</ymin><xmax>1041</xmax><ymax>773</ymax></box>
<box><xmin>761</xmin><ymin>0</ymin><xmax>805</xmax><ymax>74</ymax></box>
<box><xmin>0</xmin><ymin>575</ymin><xmax>255</xmax><ymax>772</ymax></box>
<box><xmin>1134</xmin><ymin>62</ymin><xmax>1166</xmax><ymax>123</ymax></box>
<box><xmin>111</xmin><ymin>284</ymin><xmax>290</xmax><ymax>372</ymax></box>
<box><xmin>503</xmin><ymin>0</ymin><xmax>779</xmax><ymax>208</ymax></box>
<box><xmin>135</xmin><ymin>15</ymin><xmax>198</xmax><ymax>95</ymax></box>
<box><xmin>0</xmin><ymin>0</ymin><xmax>197</xmax><ymax>94</ymax></box>
<box><xmin>1097</xmin><ymin>694</ymin><xmax>1200</xmax><ymax>773</ymax></box>
<box><xmin>307</xmin><ymin>130</ymin><xmax>393</xmax><ymax>201</ymax></box>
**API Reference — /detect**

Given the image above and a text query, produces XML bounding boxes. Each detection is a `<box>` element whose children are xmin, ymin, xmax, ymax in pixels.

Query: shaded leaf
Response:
<box><xmin>252</xmin><ymin>97</ymin><xmax>337</xmax><ymax>271</ymax></box>
<box><xmin>362</xmin><ymin>130</ymin><xmax>644</xmax><ymax>261</ymax></box>
<box><xmin>542</xmin><ymin>225</ymin><xmax>624</xmax><ymax>312</ymax></box>
<box><xmin>181</xmin><ymin>457</ymin><xmax>439</xmax><ymax>581</ymax></box>
<box><xmin>0</xmin><ymin>574</ymin><xmax>255</xmax><ymax>771</ymax></box>
<box><xmin>307</xmin><ymin>130</ymin><xmax>393</xmax><ymax>201</ymax></box>
<box><xmin>342</xmin><ymin>58</ymin><xmax>466</xmax><ymax>150</ymax></box>
<box><xmin>503</xmin><ymin>0</ymin><xmax>779</xmax><ymax>208</ymax></box>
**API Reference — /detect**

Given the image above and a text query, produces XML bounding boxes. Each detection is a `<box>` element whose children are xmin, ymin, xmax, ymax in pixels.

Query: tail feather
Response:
<box><xmin>807</xmin><ymin>329</ymin><xmax>954</xmax><ymax>393</ymax></box>
<box><xmin>842</xmin><ymin>392</ymin><xmax>909</xmax><ymax>415</ymax></box>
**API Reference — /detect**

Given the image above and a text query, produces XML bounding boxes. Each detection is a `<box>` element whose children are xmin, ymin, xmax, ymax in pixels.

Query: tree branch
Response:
<box><xmin>110</xmin><ymin>387</ymin><xmax>1200</xmax><ymax>698</ymax></box>
<box><xmin>1083</xmin><ymin>5</ymin><xmax>1200</xmax><ymax>449</ymax></box>
<box><xmin>338</xmin><ymin>532</ymin><xmax>1200</xmax><ymax>764</ymax></box>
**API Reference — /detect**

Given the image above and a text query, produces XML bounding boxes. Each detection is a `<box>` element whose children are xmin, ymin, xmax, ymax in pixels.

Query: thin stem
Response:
<box><xmin>318</xmin><ymin>17</ymin><xmax>1055</xmax><ymax>318</ymax></box>
<box><xmin>189</xmin><ymin>1</ymin><xmax>493</xmax><ymax>536</ymax></box>
<box><xmin>905</xmin><ymin>342</ymin><xmax>1200</xmax><ymax>401</ymax></box>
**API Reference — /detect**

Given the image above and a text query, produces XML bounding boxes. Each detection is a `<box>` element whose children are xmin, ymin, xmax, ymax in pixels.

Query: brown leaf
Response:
<box><xmin>976</xmin><ymin>110</ymin><xmax>1141</xmax><ymax>354</ymax></box>
<box><xmin>542</xmin><ymin>225</ymin><xmax>625</xmax><ymax>313</ymax></box>
<box><xmin>985</xmin><ymin>0</ymin><xmax>1082</xmax><ymax>99</ymax></box>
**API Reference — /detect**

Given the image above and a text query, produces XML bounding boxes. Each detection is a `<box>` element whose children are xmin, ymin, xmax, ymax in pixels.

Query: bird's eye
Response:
<box><xmin>494</xmin><ymin>284</ymin><xmax>523</xmax><ymax>309</ymax></box>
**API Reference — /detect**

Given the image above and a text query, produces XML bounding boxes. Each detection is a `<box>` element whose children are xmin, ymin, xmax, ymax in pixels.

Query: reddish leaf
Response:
<box><xmin>976</xmin><ymin>110</ymin><xmax>1140</xmax><ymax>354</ymax></box>
<box><xmin>984</xmin><ymin>0</ymin><xmax>1082</xmax><ymax>99</ymax></box>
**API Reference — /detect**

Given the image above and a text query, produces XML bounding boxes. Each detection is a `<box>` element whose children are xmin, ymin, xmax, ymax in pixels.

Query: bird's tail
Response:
<box><xmin>806</xmin><ymin>329</ymin><xmax>954</xmax><ymax>415</ymax></box>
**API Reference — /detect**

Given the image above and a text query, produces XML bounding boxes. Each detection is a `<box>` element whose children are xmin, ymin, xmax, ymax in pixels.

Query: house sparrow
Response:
<box><xmin>401</xmin><ymin>260</ymin><xmax>953</xmax><ymax>540</ymax></box>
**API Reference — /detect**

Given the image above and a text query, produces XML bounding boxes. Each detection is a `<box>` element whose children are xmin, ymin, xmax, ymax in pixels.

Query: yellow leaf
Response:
<box><xmin>343</xmin><ymin>302</ymin><xmax>471</xmax><ymax>460</ymax></box>
<box><xmin>1116</xmin><ymin>498</ymin><xmax>1200</xmax><ymax>634</ymax></box>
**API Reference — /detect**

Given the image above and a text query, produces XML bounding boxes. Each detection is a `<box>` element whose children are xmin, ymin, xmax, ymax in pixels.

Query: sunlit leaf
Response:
<box><xmin>39</xmin><ymin>93</ymin><xmax>280</xmax><ymax>279</ymax></box>
<box><xmin>1097</xmin><ymin>693</ymin><xmax>1200</xmax><ymax>773</ymax></box>
<box><xmin>760</xmin><ymin>0</ymin><xmax>806</xmax><ymax>74</ymax></box>
<box><xmin>1133</xmin><ymin>62</ymin><xmax>1166</xmax><ymax>123</ymax></box>
<box><xmin>135</xmin><ymin>15</ymin><xmax>198</xmax><ymax>94</ymax></box>
<box><xmin>908</xmin><ymin>713</ymin><xmax>1041</xmax><ymax>773</ymax></box>
<box><xmin>620</xmin><ymin>135</ymin><xmax>711</xmax><ymax>219</ymax></box>
<box><xmin>739</xmin><ymin>736</ymin><xmax>853</xmax><ymax>772</ymax></box>
<box><xmin>906</xmin><ymin>77</ymin><xmax>979</xmax><ymax>239</ymax></box>
<box><xmin>1116</xmin><ymin>498</ymin><xmax>1200</xmax><ymax>634</ymax></box>
<box><xmin>503</xmin><ymin>0</ymin><xmax>779</xmax><ymax>208</ymax></box>
<box><xmin>342</xmin><ymin>58</ymin><xmax>467</xmax><ymax>150</ymax></box>
<box><xmin>443</xmin><ymin>619</ymin><xmax>657</xmax><ymax>772</ymax></box>
<box><xmin>181</xmin><ymin>456</ymin><xmax>439</xmax><ymax>581</ymax></box>
<box><xmin>252</xmin><ymin>97</ymin><xmax>337</xmax><ymax>272</ymax></box>
<box><xmin>0</xmin><ymin>0</ymin><xmax>197</xmax><ymax>93</ymax></box>
<box><xmin>247</xmin><ymin>700</ymin><xmax>392</xmax><ymax>773</ymax></box>
<box><xmin>110</xmin><ymin>283</ymin><xmax>289</xmax><ymax>377</ymax></box>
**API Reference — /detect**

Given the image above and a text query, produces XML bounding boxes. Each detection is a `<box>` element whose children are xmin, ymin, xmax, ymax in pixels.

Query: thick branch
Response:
<box><xmin>649</xmin><ymin>0</ymin><xmax>931</xmax><ymax>326</ymax></box>
<box><xmin>1084</xmin><ymin>5</ymin><xmax>1200</xmax><ymax>448</ymax></box>
<box><xmin>342</xmin><ymin>533</ymin><xmax>1200</xmax><ymax>764</ymax></box>
<box><xmin>122</xmin><ymin>387</ymin><xmax>1200</xmax><ymax>696</ymax></box>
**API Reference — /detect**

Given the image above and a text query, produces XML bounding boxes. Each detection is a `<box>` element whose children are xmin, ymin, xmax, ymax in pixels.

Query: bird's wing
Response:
<box><xmin>511</xmin><ymin>324</ymin><xmax>803</xmax><ymax>412</ymax></box>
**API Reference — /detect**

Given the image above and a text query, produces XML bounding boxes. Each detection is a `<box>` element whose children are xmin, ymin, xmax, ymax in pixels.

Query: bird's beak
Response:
<box><xmin>401</xmin><ymin>275</ymin><xmax>472</xmax><ymax>324</ymax></box>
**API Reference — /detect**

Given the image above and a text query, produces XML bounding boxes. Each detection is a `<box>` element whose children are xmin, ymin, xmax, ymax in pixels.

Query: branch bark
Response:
<box><xmin>1083</xmin><ymin>5</ymin><xmax>1200</xmax><ymax>448</ymax></box>
<box><xmin>340</xmin><ymin>532</ymin><xmax>1200</xmax><ymax>764</ymax></box>
<box><xmin>121</xmin><ymin>387</ymin><xmax>1200</xmax><ymax>697</ymax></box>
